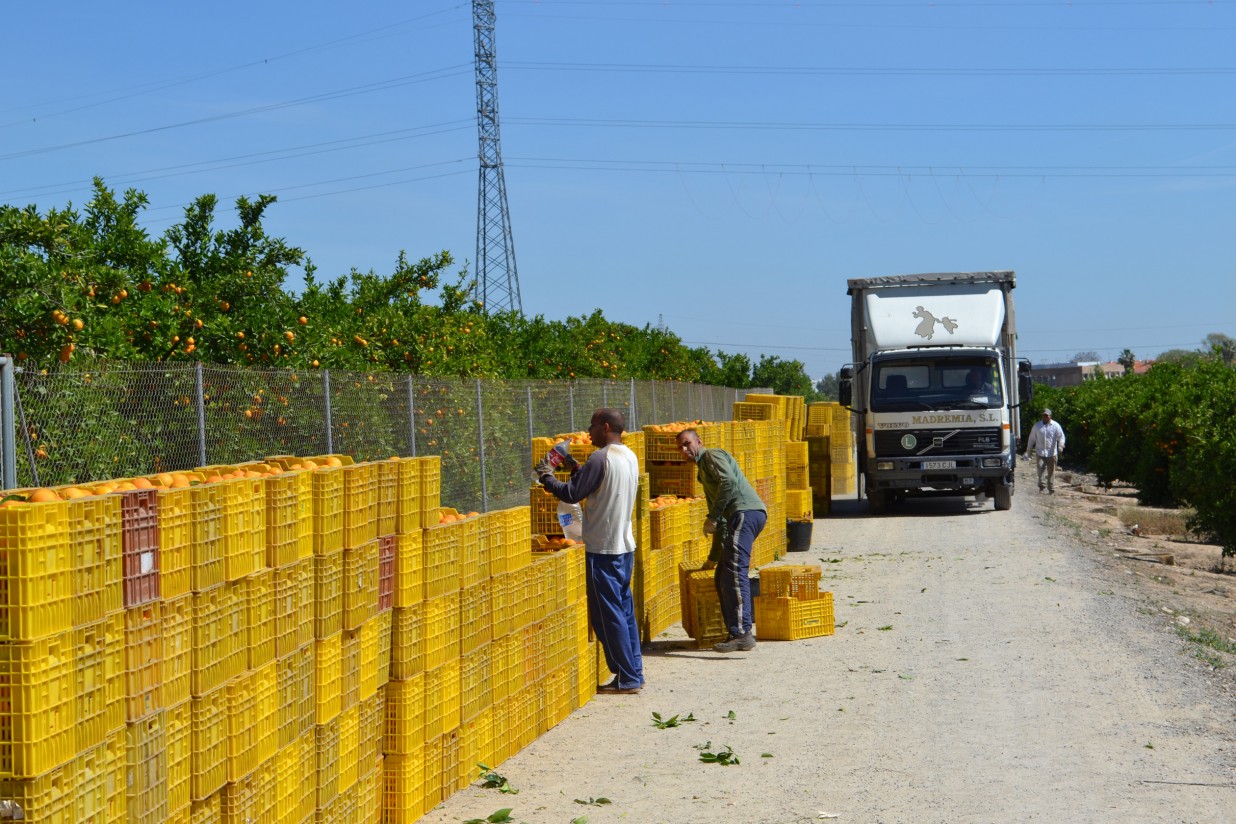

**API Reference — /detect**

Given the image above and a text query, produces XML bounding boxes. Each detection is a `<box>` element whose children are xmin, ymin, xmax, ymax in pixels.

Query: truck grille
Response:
<box><xmin>873</xmin><ymin>427</ymin><xmax>1002</xmax><ymax>458</ymax></box>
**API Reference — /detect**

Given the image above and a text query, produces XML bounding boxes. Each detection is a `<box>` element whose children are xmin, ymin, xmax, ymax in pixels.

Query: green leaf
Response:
<box><xmin>761</xmin><ymin>752</ymin><xmax>774</xmax><ymax>758</ymax></box>
<box><xmin>878</xmin><ymin>625</ymin><xmax>893</xmax><ymax>631</ymax></box>
<box><xmin>726</xmin><ymin>710</ymin><xmax>736</xmax><ymax>720</ymax></box>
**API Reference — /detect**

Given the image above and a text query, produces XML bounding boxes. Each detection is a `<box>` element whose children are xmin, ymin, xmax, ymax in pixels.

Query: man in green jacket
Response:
<box><xmin>676</xmin><ymin>428</ymin><xmax>768</xmax><ymax>653</ymax></box>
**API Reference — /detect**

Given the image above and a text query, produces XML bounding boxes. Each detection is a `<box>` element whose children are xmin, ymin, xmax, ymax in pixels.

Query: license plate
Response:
<box><xmin>922</xmin><ymin>460</ymin><xmax>956</xmax><ymax>470</ymax></box>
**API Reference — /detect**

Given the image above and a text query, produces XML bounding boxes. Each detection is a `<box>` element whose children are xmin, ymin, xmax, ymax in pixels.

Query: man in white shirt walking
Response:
<box><xmin>1024</xmin><ymin>408</ymin><xmax>1066</xmax><ymax>494</ymax></box>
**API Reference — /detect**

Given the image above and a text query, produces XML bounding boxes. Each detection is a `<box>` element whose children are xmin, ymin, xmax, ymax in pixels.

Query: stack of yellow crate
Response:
<box><xmin>824</xmin><ymin>403</ymin><xmax>856</xmax><ymax>496</ymax></box>
<box><xmin>753</xmin><ymin>564</ymin><xmax>835</xmax><ymax>641</ymax></box>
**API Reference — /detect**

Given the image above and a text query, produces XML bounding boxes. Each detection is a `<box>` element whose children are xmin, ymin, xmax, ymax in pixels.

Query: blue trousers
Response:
<box><xmin>585</xmin><ymin>551</ymin><xmax>644</xmax><ymax>690</ymax></box>
<box><xmin>715</xmin><ymin>510</ymin><xmax>767</xmax><ymax>637</ymax></box>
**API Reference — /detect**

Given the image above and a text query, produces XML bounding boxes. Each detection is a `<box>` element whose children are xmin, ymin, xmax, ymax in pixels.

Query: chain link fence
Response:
<box><xmin>4</xmin><ymin>361</ymin><xmax>763</xmax><ymax>512</ymax></box>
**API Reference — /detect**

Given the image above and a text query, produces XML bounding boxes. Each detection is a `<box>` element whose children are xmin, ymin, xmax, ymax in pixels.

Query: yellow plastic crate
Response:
<box><xmin>341</xmin><ymin>627</ymin><xmax>361</xmax><ymax>712</ymax></box>
<box><xmin>65</xmin><ymin>495</ymin><xmax>122</xmax><ymax>627</ymax></box>
<box><xmin>125</xmin><ymin>710</ymin><xmax>169</xmax><ymax>822</ymax></box>
<box><xmin>253</xmin><ymin>660</ymin><xmax>279</xmax><ymax>767</ymax></box>
<box><xmin>244</xmin><ymin>570</ymin><xmax>276</xmax><ymax>670</ymax></box>
<box><xmin>0</xmin><ymin>631</ymin><xmax>76</xmax><ymax>779</ymax></box>
<box><xmin>418</xmin><ymin>456</ymin><xmax>441</xmax><ymax>526</ymax></box>
<box><xmin>374</xmin><ymin>609</ymin><xmax>392</xmax><ymax>688</ymax></box>
<box><xmin>459</xmin><ymin>579</ymin><xmax>492</xmax><ymax>655</ymax></box>
<box><xmin>374</xmin><ymin>459</ymin><xmax>399</xmax><ymax>538</ymax></box>
<box><xmin>218</xmin><ymin>477</ymin><xmax>264</xmax><ymax>582</ymax></box>
<box><xmin>382</xmin><ymin>750</ymin><xmax>427</xmax><ymax>824</ymax></box>
<box><xmin>219</xmin><ymin>758</ymin><xmax>275</xmax><ymax>824</ymax></box>
<box><xmin>123</xmin><ymin>603</ymin><xmax>163</xmax><ymax>723</ymax></box>
<box><xmin>360</xmin><ymin>618</ymin><xmax>380</xmax><ymax>701</ymax></box>
<box><xmin>314</xmin><ymin>551</ymin><xmax>343</xmax><ymax>640</ymax></box>
<box><xmin>274</xmin><ymin>557</ymin><xmax>313</xmax><ymax>658</ymax></box>
<box><xmin>390</xmin><ymin>603</ymin><xmax>423</xmax><ymax>680</ymax></box>
<box><xmin>263</xmin><ymin>473</ymin><xmax>304</xmax><ymax>568</ymax></box>
<box><xmin>225</xmin><ymin>671</ymin><xmax>257</xmax><ymax>782</ymax></box>
<box><xmin>276</xmin><ymin>643</ymin><xmax>315</xmax><ymax>748</ymax></box>
<box><xmin>423</xmin><ymin>659</ymin><xmax>460</xmax><ymax>740</ymax></box>
<box><xmin>190</xmin><ymin>686</ymin><xmax>227</xmax><ymax>802</ymax></box>
<box><xmin>74</xmin><ymin>726</ymin><xmax>125</xmax><ymax>822</ymax></box>
<box><xmin>359</xmin><ymin>690</ymin><xmax>384</xmax><ymax>773</ymax></box>
<box><xmin>338</xmin><ymin>703</ymin><xmax>360</xmax><ymax>793</ymax></box>
<box><xmin>754</xmin><ymin>592</ymin><xmax>835</xmax><ymax>640</ymax></box>
<box><xmin>343</xmin><ymin>542</ymin><xmax>378</xmax><ymax>632</ymax></box>
<box><xmin>0</xmin><ymin>500</ymin><xmax>74</xmax><ymax>642</ymax></box>
<box><xmin>0</xmin><ymin>756</ymin><xmax>76</xmax><ymax>820</ymax></box>
<box><xmin>422</xmin><ymin>521</ymin><xmax>461</xmax><ymax>599</ymax></box>
<box><xmin>315</xmin><ymin>632</ymin><xmax>342</xmax><ymax>724</ymax></box>
<box><xmin>190</xmin><ymin>583</ymin><xmax>242</xmax><ymax>697</ymax></box>
<box><xmin>384</xmin><ymin>672</ymin><xmax>425</xmax><ymax>756</ymax></box>
<box><xmin>166</xmin><ymin>698</ymin><xmax>192</xmax><ymax>813</ymax></box>
<box><xmin>394</xmin><ymin>531</ymin><xmax>423</xmax><ymax>608</ymax></box>
<box><xmin>785</xmin><ymin>489</ymin><xmax>813</xmax><ymax>522</ymax></box>
<box><xmin>190</xmin><ymin>792</ymin><xmax>222</xmax><ymax>823</ymax></box>
<box><xmin>315</xmin><ymin>716</ymin><xmax>341</xmax><ymax>809</ymax></box>
<box><xmin>459</xmin><ymin>642</ymin><xmax>492</xmax><ymax>723</ymax></box>
<box><xmin>341</xmin><ymin>463</ymin><xmax>378</xmax><ymax>550</ymax></box>
<box><xmin>423</xmin><ymin>593</ymin><xmax>460</xmax><ymax>672</ymax></box>
<box><xmin>357</xmin><ymin>758</ymin><xmax>381</xmax><ymax>824</ymax></box>
<box><xmin>311</xmin><ymin>467</ymin><xmax>345</xmax><ymax>556</ymax></box>
<box><xmin>395</xmin><ymin>458</ymin><xmax>421</xmax><ymax>534</ymax></box>
<box><xmin>274</xmin><ymin>733</ymin><xmax>304</xmax><ymax>822</ymax></box>
<box><xmin>187</xmin><ymin>483</ymin><xmax>225</xmax><ymax>592</ymax></box>
<box><xmin>161</xmin><ymin>595</ymin><xmax>193</xmax><ymax>708</ymax></box>
<box><xmin>759</xmin><ymin>565</ymin><xmax>822</xmax><ymax>600</ymax></box>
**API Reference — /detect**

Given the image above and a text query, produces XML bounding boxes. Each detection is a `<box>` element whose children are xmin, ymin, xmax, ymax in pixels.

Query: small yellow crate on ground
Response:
<box><xmin>754</xmin><ymin>592</ymin><xmax>835</xmax><ymax>640</ymax></box>
<box><xmin>758</xmin><ymin>564</ymin><xmax>822</xmax><ymax>599</ymax></box>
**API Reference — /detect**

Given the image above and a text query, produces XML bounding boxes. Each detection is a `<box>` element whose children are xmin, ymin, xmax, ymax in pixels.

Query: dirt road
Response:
<box><xmin>420</xmin><ymin>464</ymin><xmax>1236</xmax><ymax>824</ymax></box>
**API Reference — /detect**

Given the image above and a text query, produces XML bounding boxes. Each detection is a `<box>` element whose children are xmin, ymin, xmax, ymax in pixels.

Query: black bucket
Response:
<box><xmin>786</xmin><ymin>519</ymin><xmax>812</xmax><ymax>552</ymax></box>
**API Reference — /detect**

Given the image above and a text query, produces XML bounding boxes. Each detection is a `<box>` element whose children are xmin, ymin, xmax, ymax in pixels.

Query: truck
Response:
<box><xmin>838</xmin><ymin>271</ymin><xmax>1033</xmax><ymax>513</ymax></box>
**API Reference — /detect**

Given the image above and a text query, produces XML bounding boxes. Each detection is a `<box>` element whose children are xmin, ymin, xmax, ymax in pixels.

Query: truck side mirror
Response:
<box><xmin>838</xmin><ymin>366</ymin><xmax>853</xmax><ymax>407</ymax></box>
<box><xmin>1019</xmin><ymin>374</ymin><xmax>1034</xmax><ymax>402</ymax></box>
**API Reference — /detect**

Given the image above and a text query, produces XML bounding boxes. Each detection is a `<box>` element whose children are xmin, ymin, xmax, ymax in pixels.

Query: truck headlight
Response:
<box><xmin>982</xmin><ymin>458</ymin><xmax>1005</xmax><ymax>468</ymax></box>
<box><xmin>876</xmin><ymin>461</ymin><xmax>894</xmax><ymax>471</ymax></box>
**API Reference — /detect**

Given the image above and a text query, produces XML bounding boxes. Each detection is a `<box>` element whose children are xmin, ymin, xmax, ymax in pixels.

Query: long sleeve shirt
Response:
<box><xmin>693</xmin><ymin>447</ymin><xmax>767</xmax><ymax>524</ymax></box>
<box><xmin>541</xmin><ymin>443</ymin><xmax>639</xmax><ymax>555</ymax></box>
<box><xmin>1025</xmin><ymin>420</ymin><xmax>1065</xmax><ymax>459</ymax></box>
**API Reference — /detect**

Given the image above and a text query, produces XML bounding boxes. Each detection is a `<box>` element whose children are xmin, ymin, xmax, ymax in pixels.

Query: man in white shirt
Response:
<box><xmin>1024</xmin><ymin>408</ymin><xmax>1066</xmax><ymax>494</ymax></box>
<box><xmin>537</xmin><ymin>408</ymin><xmax>644</xmax><ymax>694</ymax></box>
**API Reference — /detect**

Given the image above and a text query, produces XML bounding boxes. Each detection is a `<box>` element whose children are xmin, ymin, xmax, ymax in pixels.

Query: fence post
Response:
<box><xmin>651</xmin><ymin>382</ymin><xmax>657</xmax><ymax>424</ymax></box>
<box><xmin>568</xmin><ymin>382</ymin><xmax>575</xmax><ymax>432</ymax></box>
<box><xmin>0</xmin><ymin>357</ymin><xmax>15</xmax><ymax>490</ymax></box>
<box><xmin>602</xmin><ymin>381</ymin><xmax>608</xmax><ymax>408</ymax></box>
<box><xmin>629</xmin><ymin>378</ymin><xmax>637</xmax><ymax>429</ymax></box>
<box><xmin>323</xmin><ymin>369</ymin><xmax>334</xmax><ymax>455</ymax></box>
<box><xmin>670</xmin><ymin>382</ymin><xmax>676</xmax><ymax>421</ymax></box>
<box><xmin>406</xmin><ymin>375</ymin><xmax>417</xmax><ymax>457</ymax></box>
<box><xmin>526</xmin><ymin>385</ymin><xmax>535</xmax><ymax>446</ymax></box>
<box><xmin>194</xmin><ymin>363</ymin><xmax>208</xmax><ymax>467</ymax></box>
<box><xmin>475</xmin><ymin>379</ymin><xmax>488</xmax><ymax>512</ymax></box>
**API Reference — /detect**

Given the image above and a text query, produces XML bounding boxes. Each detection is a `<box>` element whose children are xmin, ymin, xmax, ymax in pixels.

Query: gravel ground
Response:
<box><xmin>417</xmin><ymin>462</ymin><xmax>1236</xmax><ymax>824</ymax></box>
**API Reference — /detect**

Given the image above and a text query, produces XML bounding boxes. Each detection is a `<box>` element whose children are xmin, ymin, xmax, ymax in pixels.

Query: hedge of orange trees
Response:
<box><xmin>0</xmin><ymin>180</ymin><xmax>815</xmax><ymax>396</ymax></box>
<box><xmin>1024</xmin><ymin>357</ymin><xmax>1236</xmax><ymax>557</ymax></box>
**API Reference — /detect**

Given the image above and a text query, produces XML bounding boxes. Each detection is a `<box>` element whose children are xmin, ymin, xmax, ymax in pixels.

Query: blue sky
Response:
<box><xmin>4</xmin><ymin>1</ymin><xmax>1235</xmax><ymax>380</ymax></box>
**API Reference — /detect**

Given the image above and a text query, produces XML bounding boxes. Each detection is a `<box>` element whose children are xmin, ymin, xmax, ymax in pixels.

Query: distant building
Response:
<box><xmin>1037</xmin><ymin>359</ymin><xmax>1155</xmax><ymax>385</ymax></box>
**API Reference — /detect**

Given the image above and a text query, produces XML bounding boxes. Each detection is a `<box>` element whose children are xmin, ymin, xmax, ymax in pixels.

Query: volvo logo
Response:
<box><xmin>900</xmin><ymin>434</ymin><xmax>917</xmax><ymax>450</ymax></box>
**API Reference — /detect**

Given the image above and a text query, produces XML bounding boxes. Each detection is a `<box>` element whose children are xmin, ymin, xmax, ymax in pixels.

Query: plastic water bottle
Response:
<box><xmin>544</xmin><ymin>441</ymin><xmax>579</xmax><ymax>471</ymax></box>
<box><xmin>557</xmin><ymin>500</ymin><xmax>584</xmax><ymax>543</ymax></box>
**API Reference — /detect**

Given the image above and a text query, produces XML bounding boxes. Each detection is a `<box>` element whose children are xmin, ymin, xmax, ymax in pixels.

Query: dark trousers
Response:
<box><xmin>715</xmin><ymin>509</ymin><xmax>767</xmax><ymax>637</ymax></box>
<box><xmin>585</xmin><ymin>551</ymin><xmax>644</xmax><ymax>689</ymax></box>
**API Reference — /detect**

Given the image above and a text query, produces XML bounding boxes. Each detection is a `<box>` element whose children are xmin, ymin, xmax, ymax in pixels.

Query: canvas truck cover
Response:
<box><xmin>848</xmin><ymin>271</ymin><xmax>1015</xmax><ymax>351</ymax></box>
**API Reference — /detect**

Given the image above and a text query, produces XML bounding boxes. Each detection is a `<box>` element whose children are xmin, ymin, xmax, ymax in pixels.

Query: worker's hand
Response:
<box><xmin>703</xmin><ymin>517</ymin><xmax>717</xmax><ymax>536</ymax></box>
<box><xmin>702</xmin><ymin>560</ymin><xmax>718</xmax><ymax>570</ymax></box>
<box><xmin>534</xmin><ymin>456</ymin><xmax>555</xmax><ymax>479</ymax></box>
<box><xmin>537</xmin><ymin>473</ymin><xmax>554</xmax><ymax>487</ymax></box>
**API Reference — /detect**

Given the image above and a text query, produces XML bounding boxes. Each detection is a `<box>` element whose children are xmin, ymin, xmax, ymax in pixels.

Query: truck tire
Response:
<box><xmin>993</xmin><ymin>485</ymin><xmax>1013</xmax><ymax>511</ymax></box>
<box><xmin>868</xmin><ymin>489</ymin><xmax>888</xmax><ymax>515</ymax></box>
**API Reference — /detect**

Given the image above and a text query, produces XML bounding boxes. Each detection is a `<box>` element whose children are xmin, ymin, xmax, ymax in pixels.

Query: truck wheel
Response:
<box><xmin>868</xmin><ymin>489</ymin><xmax>888</xmax><ymax>515</ymax></box>
<box><xmin>993</xmin><ymin>485</ymin><xmax>1013</xmax><ymax>511</ymax></box>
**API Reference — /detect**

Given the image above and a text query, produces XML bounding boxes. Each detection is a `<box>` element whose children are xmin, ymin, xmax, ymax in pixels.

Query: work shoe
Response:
<box><xmin>597</xmin><ymin>678</ymin><xmax>641</xmax><ymax>695</ymax></box>
<box><xmin>713</xmin><ymin>632</ymin><xmax>756</xmax><ymax>653</ymax></box>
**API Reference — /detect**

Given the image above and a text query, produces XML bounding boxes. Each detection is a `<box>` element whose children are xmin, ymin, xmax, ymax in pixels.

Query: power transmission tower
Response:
<box><xmin>473</xmin><ymin>0</ymin><xmax>522</xmax><ymax>314</ymax></box>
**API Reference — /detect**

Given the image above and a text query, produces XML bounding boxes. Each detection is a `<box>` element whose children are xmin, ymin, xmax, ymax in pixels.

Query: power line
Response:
<box><xmin>506</xmin><ymin>116</ymin><xmax>1236</xmax><ymax>133</ymax></box>
<box><xmin>507</xmin><ymin>60</ymin><xmax>1236</xmax><ymax>77</ymax></box>
<box><xmin>0</xmin><ymin>65</ymin><xmax>471</xmax><ymax>163</ymax></box>
<box><xmin>0</xmin><ymin>4</ymin><xmax>469</xmax><ymax>127</ymax></box>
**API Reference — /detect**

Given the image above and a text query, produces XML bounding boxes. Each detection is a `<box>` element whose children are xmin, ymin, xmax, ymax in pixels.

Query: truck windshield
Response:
<box><xmin>870</xmin><ymin>358</ymin><xmax>1003</xmax><ymax>412</ymax></box>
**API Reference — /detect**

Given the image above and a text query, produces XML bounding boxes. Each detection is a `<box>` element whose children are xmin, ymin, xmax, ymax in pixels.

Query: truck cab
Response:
<box><xmin>838</xmin><ymin>271</ymin><xmax>1032</xmax><ymax>513</ymax></box>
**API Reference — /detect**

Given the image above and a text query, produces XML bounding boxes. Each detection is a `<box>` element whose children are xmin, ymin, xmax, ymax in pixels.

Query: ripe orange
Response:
<box><xmin>27</xmin><ymin>488</ymin><xmax>62</xmax><ymax>503</ymax></box>
<box><xmin>61</xmin><ymin>487</ymin><xmax>91</xmax><ymax>499</ymax></box>
<box><xmin>131</xmin><ymin>477</ymin><xmax>154</xmax><ymax>489</ymax></box>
